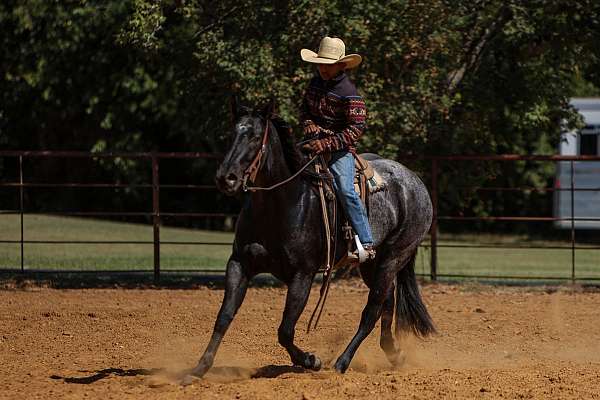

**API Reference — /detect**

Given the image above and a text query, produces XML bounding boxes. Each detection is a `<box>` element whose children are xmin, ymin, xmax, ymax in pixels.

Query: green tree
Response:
<box><xmin>2</xmin><ymin>0</ymin><xmax>600</xmax><ymax>232</ymax></box>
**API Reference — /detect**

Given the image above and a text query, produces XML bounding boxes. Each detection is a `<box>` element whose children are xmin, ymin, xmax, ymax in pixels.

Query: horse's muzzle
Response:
<box><xmin>215</xmin><ymin>170</ymin><xmax>241</xmax><ymax>196</ymax></box>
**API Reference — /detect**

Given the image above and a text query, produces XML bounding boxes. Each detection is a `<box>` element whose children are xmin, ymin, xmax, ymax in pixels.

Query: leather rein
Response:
<box><xmin>241</xmin><ymin>116</ymin><xmax>318</xmax><ymax>192</ymax></box>
<box><xmin>239</xmin><ymin>115</ymin><xmax>338</xmax><ymax>333</ymax></box>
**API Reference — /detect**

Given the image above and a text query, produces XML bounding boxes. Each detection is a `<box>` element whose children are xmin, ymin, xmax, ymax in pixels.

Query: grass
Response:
<box><xmin>413</xmin><ymin>233</ymin><xmax>600</xmax><ymax>280</ymax></box>
<box><xmin>1</xmin><ymin>214</ymin><xmax>598</xmax><ymax>280</ymax></box>
<box><xmin>0</xmin><ymin>214</ymin><xmax>232</xmax><ymax>271</ymax></box>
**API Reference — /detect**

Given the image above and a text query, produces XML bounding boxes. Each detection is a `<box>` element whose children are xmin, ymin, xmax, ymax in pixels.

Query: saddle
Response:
<box><xmin>306</xmin><ymin>153</ymin><xmax>386</xmax><ymax>333</ymax></box>
<box><xmin>312</xmin><ymin>153</ymin><xmax>386</xmax><ymax>268</ymax></box>
<box><xmin>353</xmin><ymin>155</ymin><xmax>386</xmax><ymax>204</ymax></box>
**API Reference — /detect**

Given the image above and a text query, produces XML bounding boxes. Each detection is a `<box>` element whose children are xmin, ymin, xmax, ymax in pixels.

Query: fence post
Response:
<box><xmin>570</xmin><ymin>160</ymin><xmax>575</xmax><ymax>284</ymax></box>
<box><xmin>152</xmin><ymin>154</ymin><xmax>160</xmax><ymax>283</ymax></box>
<box><xmin>430</xmin><ymin>158</ymin><xmax>438</xmax><ymax>281</ymax></box>
<box><xmin>19</xmin><ymin>155</ymin><xmax>24</xmax><ymax>273</ymax></box>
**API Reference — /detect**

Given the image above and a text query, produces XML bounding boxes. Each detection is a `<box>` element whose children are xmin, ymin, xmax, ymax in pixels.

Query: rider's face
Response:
<box><xmin>318</xmin><ymin>63</ymin><xmax>346</xmax><ymax>80</ymax></box>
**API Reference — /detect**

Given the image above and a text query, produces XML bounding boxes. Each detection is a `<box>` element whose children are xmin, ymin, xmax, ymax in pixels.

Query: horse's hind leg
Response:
<box><xmin>356</xmin><ymin>261</ymin><xmax>403</xmax><ymax>365</ymax></box>
<box><xmin>278</xmin><ymin>272</ymin><xmax>321</xmax><ymax>370</ymax></box>
<box><xmin>191</xmin><ymin>258</ymin><xmax>249</xmax><ymax>378</ymax></box>
<box><xmin>380</xmin><ymin>287</ymin><xmax>404</xmax><ymax>366</ymax></box>
<box><xmin>334</xmin><ymin>268</ymin><xmax>395</xmax><ymax>373</ymax></box>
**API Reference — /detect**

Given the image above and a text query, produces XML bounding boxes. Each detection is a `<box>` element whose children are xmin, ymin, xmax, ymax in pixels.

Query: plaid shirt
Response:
<box><xmin>300</xmin><ymin>72</ymin><xmax>367</xmax><ymax>152</ymax></box>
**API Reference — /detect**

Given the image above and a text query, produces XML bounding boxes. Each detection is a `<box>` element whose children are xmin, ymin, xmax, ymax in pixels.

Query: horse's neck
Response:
<box><xmin>249</xmin><ymin>128</ymin><xmax>310</xmax><ymax>213</ymax></box>
<box><xmin>254</xmin><ymin>129</ymin><xmax>291</xmax><ymax>188</ymax></box>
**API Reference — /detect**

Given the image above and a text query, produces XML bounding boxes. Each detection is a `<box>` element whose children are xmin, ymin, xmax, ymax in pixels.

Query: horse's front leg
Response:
<box><xmin>278</xmin><ymin>271</ymin><xmax>321</xmax><ymax>370</ymax></box>
<box><xmin>191</xmin><ymin>258</ymin><xmax>249</xmax><ymax>378</ymax></box>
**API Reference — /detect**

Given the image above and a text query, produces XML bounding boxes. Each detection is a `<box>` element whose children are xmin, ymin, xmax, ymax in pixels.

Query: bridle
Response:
<box><xmin>241</xmin><ymin>114</ymin><xmax>271</xmax><ymax>191</ymax></box>
<box><xmin>237</xmin><ymin>113</ymin><xmax>337</xmax><ymax>333</ymax></box>
<box><xmin>241</xmin><ymin>115</ymin><xmax>318</xmax><ymax>192</ymax></box>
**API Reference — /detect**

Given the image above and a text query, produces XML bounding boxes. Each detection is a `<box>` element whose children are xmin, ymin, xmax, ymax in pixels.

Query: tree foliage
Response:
<box><xmin>1</xmin><ymin>0</ymin><xmax>600</xmax><ymax>230</ymax></box>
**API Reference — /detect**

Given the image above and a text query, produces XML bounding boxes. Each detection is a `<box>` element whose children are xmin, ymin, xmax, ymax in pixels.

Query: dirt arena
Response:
<box><xmin>1</xmin><ymin>279</ymin><xmax>600</xmax><ymax>399</ymax></box>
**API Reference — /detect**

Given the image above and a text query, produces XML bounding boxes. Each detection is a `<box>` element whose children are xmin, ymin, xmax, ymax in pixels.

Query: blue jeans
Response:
<box><xmin>329</xmin><ymin>151</ymin><xmax>374</xmax><ymax>245</ymax></box>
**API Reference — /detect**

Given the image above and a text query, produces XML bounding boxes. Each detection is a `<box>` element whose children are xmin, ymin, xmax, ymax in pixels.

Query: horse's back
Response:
<box><xmin>361</xmin><ymin>153</ymin><xmax>432</xmax><ymax>250</ymax></box>
<box><xmin>360</xmin><ymin>152</ymin><xmax>383</xmax><ymax>161</ymax></box>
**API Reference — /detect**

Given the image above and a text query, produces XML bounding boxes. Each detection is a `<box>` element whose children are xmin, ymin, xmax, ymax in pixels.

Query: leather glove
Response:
<box><xmin>303</xmin><ymin>122</ymin><xmax>320</xmax><ymax>137</ymax></box>
<box><xmin>301</xmin><ymin>139</ymin><xmax>325</xmax><ymax>154</ymax></box>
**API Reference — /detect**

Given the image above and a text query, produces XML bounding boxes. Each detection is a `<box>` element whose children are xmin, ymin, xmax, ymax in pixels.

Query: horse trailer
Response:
<box><xmin>554</xmin><ymin>97</ymin><xmax>600</xmax><ymax>229</ymax></box>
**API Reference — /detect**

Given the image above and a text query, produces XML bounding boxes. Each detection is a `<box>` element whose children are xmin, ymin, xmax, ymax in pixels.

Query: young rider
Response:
<box><xmin>299</xmin><ymin>36</ymin><xmax>375</xmax><ymax>260</ymax></box>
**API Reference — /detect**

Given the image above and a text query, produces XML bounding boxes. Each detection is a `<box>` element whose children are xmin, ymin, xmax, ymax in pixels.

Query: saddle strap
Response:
<box><xmin>360</xmin><ymin>174</ymin><xmax>367</xmax><ymax>206</ymax></box>
<box><xmin>353</xmin><ymin>153</ymin><xmax>371</xmax><ymax>213</ymax></box>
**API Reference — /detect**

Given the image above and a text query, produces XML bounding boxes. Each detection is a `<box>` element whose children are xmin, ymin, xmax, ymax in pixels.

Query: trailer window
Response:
<box><xmin>579</xmin><ymin>133</ymin><xmax>598</xmax><ymax>155</ymax></box>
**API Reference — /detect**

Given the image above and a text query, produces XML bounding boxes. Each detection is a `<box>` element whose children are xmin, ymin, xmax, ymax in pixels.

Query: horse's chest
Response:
<box><xmin>235</xmin><ymin>195</ymin><xmax>322</xmax><ymax>272</ymax></box>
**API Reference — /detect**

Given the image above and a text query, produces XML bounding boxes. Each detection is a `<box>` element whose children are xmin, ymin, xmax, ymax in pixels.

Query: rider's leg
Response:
<box><xmin>328</xmin><ymin>151</ymin><xmax>375</xmax><ymax>250</ymax></box>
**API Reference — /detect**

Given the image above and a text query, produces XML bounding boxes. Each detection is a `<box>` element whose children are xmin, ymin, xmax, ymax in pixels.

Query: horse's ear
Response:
<box><xmin>262</xmin><ymin>97</ymin><xmax>276</xmax><ymax>118</ymax></box>
<box><xmin>230</xmin><ymin>95</ymin><xmax>240</xmax><ymax>119</ymax></box>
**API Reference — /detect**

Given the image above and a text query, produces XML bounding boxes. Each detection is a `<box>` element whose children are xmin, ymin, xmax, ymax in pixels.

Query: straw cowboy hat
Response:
<box><xmin>300</xmin><ymin>36</ymin><xmax>362</xmax><ymax>69</ymax></box>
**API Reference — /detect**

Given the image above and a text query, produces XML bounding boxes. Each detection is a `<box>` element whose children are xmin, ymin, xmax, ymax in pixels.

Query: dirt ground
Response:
<box><xmin>1</xmin><ymin>280</ymin><xmax>600</xmax><ymax>399</ymax></box>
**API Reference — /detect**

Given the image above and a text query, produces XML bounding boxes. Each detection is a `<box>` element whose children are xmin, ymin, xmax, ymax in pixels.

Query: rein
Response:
<box><xmin>238</xmin><ymin>116</ymin><xmax>338</xmax><ymax>334</ymax></box>
<box><xmin>241</xmin><ymin>117</ymin><xmax>318</xmax><ymax>192</ymax></box>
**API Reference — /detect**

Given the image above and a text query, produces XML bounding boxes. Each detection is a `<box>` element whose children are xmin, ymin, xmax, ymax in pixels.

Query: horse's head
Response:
<box><xmin>215</xmin><ymin>98</ymin><xmax>274</xmax><ymax>196</ymax></box>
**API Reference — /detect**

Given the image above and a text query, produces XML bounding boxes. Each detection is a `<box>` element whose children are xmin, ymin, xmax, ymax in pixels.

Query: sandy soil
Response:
<box><xmin>1</xmin><ymin>280</ymin><xmax>600</xmax><ymax>399</ymax></box>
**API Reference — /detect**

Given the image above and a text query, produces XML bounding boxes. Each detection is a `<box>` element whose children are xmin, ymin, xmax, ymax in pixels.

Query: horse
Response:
<box><xmin>191</xmin><ymin>100</ymin><xmax>435</xmax><ymax>377</ymax></box>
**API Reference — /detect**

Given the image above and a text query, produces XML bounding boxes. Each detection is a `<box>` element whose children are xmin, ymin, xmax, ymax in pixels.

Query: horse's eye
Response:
<box><xmin>237</xmin><ymin>124</ymin><xmax>253</xmax><ymax>136</ymax></box>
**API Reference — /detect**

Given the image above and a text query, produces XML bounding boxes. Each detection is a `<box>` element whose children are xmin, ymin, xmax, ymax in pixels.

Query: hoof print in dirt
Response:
<box><xmin>148</xmin><ymin>378</ymin><xmax>171</xmax><ymax>389</ymax></box>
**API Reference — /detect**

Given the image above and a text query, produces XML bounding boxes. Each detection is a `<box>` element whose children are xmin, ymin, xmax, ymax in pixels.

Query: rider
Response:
<box><xmin>299</xmin><ymin>36</ymin><xmax>376</xmax><ymax>260</ymax></box>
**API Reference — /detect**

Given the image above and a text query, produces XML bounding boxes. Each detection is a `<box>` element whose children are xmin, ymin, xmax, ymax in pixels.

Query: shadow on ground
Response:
<box><xmin>50</xmin><ymin>364</ymin><xmax>307</xmax><ymax>385</ymax></box>
<box><xmin>50</xmin><ymin>368</ymin><xmax>163</xmax><ymax>384</ymax></box>
<box><xmin>0</xmin><ymin>271</ymin><xmax>284</xmax><ymax>289</ymax></box>
<box><xmin>251</xmin><ymin>365</ymin><xmax>307</xmax><ymax>379</ymax></box>
<box><xmin>2</xmin><ymin>271</ymin><xmax>599</xmax><ymax>290</ymax></box>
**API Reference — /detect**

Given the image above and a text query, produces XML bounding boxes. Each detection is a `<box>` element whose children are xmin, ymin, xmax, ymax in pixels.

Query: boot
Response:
<box><xmin>354</xmin><ymin>236</ymin><xmax>376</xmax><ymax>263</ymax></box>
<box><xmin>362</xmin><ymin>244</ymin><xmax>376</xmax><ymax>260</ymax></box>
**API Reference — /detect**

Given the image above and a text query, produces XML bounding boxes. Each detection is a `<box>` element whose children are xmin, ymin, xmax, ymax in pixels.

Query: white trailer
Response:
<box><xmin>554</xmin><ymin>97</ymin><xmax>600</xmax><ymax>229</ymax></box>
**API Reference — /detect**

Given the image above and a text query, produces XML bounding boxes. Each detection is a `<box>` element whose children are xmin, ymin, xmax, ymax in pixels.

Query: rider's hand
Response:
<box><xmin>303</xmin><ymin>122</ymin><xmax>320</xmax><ymax>136</ymax></box>
<box><xmin>301</xmin><ymin>139</ymin><xmax>325</xmax><ymax>154</ymax></box>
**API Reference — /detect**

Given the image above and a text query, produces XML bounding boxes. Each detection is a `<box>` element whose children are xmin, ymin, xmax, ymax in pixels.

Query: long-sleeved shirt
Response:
<box><xmin>300</xmin><ymin>72</ymin><xmax>367</xmax><ymax>153</ymax></box>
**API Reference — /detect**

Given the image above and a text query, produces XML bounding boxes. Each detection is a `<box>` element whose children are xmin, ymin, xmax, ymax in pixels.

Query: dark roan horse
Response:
<box><xmin>192</xmin><ymin>101</ymin><xmax>435</xmax><ymax>377</ymax></box>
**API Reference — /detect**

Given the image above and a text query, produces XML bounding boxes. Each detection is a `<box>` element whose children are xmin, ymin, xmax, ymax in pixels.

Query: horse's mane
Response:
<box><xmin>238</xmin><ymin>105</ymin><xmax>304</xmax><ymax>173</ymax></box>
<box><xmin>270</xmin><ymin>115</ymin><xmax>304</xmax><ymax>173</ymax></box>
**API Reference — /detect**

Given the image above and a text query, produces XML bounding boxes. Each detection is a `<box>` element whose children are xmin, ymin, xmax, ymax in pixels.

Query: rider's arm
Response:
<box><xmin>318</xmin><ymin>96</ymin><xmax>366</xmax><ymax>152</ymax></box>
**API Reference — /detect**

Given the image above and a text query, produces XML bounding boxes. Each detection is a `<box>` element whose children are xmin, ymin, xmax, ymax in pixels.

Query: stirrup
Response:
<box><xmin>354</xmin><ymin>235</ymin><xmax>376</xmax><ymax>263</ymax></box>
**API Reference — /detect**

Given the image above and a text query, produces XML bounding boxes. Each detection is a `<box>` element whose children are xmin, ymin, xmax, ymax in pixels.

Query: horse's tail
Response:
<box><xmin>395</xmin><ymin>252</ymin><xmax>436</xmax><ymax>337</ymax></box>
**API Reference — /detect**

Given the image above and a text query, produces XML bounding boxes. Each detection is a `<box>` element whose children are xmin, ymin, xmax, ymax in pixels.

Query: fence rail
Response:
<box><xmin>1</xmin><ymin>150</ymin><xmax>600</xmax><ymax>283</ymax></box>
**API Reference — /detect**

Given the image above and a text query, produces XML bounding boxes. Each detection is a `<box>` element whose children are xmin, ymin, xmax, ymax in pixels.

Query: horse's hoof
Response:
<box><xmin>306</xmin><ymin>352</ymin><xmax>322</xmax><ymax>371</ymax></box>
<box><xmin>386</xmin><ymin>350</ymin><xmax>406</xmax><ymax>367</ymax></box>
<box><xmin>190</xmin><ymin>362</ymin><xmax>210</xmax><ymax>378</ymax></box>
<box><xmin>181</xmin><ymin>375</ymin><xmax>198</xmax><ymax>386</ymax></box>
<box><xmin>333</xmin><ymin>358</ymin><xmax>349</xmax><ymax>374</ymax></box>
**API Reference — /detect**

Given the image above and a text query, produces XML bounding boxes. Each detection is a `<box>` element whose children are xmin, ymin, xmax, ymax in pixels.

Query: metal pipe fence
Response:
<box><xmin>1</xmin><ymin>151</ymin><xmax>599</xmax><ymax>283</ymax></box>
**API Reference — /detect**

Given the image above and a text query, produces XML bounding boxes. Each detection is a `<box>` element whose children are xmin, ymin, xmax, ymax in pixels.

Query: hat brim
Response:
<box><xmin>300</xmin><ymin>49</ymin><xmax>362</xmax><ymax>69</ymax></box>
